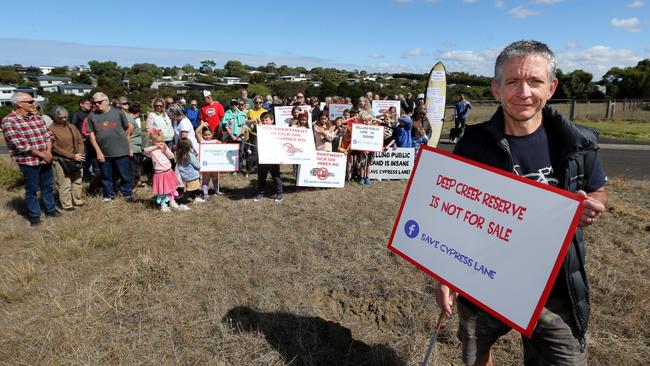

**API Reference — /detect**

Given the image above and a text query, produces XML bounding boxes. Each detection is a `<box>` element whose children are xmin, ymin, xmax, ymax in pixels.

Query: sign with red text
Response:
<box><xmin>257</xmin><ymin>125</ymin><xmax>316</xmax><ymax>164</ymax></box>
<box><xmin>296</xmin><ymin>151</ymin><xmax>346</xmax><ymax>188</ymax></box>
<box><xmin>350</xmin><ymin>123</ymin><xmax>384</xmax><ymax>152</ymax></box>
<box><xmin>388</xmin><ymin>147</ymin><xmax>583</xmax><ymax>337</ymax></box>
<box><xmin>274</xmin><ymin>105</ymin><xmax>313</xmax><ymax>128</ymax></box>
<box><xmin>198</xmin><ymin>143</ymin><xmax>239</xmax><ymax>172</ymax></box>
<box><xmin>371</xmin><ymin>100</ymin><xmax>401</xmax><ymax>118</ymax></box>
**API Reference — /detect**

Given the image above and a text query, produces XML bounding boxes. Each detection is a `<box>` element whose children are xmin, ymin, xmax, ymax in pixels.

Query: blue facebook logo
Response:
<box><xmin>404</xmin><ymin>220</ymin><xmax>419</xmax><ymax>238</ymax></box>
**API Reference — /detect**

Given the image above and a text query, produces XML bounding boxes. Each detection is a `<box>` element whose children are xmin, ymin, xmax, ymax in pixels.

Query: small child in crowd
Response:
<box><xmin>411</xmin><ymin>122</ymin><xmax>429</xmax><ymax>156</ymax></box>
<box><xmin>175</xmin><ymin>139</ymin><xmax>203</xmax><ymax>208</ymax></box>
<box><xmin>195</xmin><ymin>122</ymin><xmax>222</xmax><ymax>199</ymax></box>
<box><xmin>254</xmin><ymin>112</ymin><xmax>284</xmax><ymax>202</ymax></box>
<box><xmin>143</xmin><ymin>131</ymin><xmax>181</xmax><ymax>212</ymax></box>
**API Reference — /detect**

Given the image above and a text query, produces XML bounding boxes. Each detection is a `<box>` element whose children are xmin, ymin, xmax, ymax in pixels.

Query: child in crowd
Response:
<box><xmin>175</xmin><ymin>139</ymin><xmax>203</xmax><ymax>207</ymax></box>
<box><xmin>254</xmin><ymin>112</ymin><xmax>283</xmax><ymax>202</ymax></box>
<box><xmin>337</xmin><ymin>123</ymin><xmax>354</xmax><ymax>181</ymax></box>
<box><xmin>313</xmin><ymin>114</ymin><xmax>336</xmax><ymax>152</ymax></box>
<box><xmin>195</xmin><ymin>122</ymin><xmax>222</xmax><ymax>200</ymax></box>
<box><xmin>143</xmin><ymin>131</ymin><xmax>182</xmax><ymax>212</ymax></box>
<box><xmin>332</xmin><ymin>117</ymin><xmax>344</xmax><ymax>152</ymax></box>
<box><xmin>394</xmin><ymin>116</ymin><xmax>413</xmax><ymax>148</ymax></box>
<box><xmin>411</xmin><ymin>122</ymin><xmax>429</xmax><ymax>156</ymax></box>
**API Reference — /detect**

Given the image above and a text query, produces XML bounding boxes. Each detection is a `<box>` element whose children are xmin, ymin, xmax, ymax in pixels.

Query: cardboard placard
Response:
<box><xmin>274</xmin><ymin>105</ymin><xmax>313</xmax><ymax>128</ymax></box>
<box><xmin>257</xmin><ymin>125</ymin><xmax>317</xmax><ymax>164</ymax></box>
<box><xmin>388</xmin><ymin>147</ymin><xmax>583</xmax><ymax>337</ymax></box>
<box><xmin>328</xmin><ymin>103</ymin><xmax>353</xmax><ymax>119</ymax></box>
<box><xmin>198</xmin><ymin>143</ymin><xmax>239</xmax><ymax>172</ymax></box>
<box><xmin>296</xmin><ymin>151</ymin><xmax>346</xmax><ymax>188</ymax></box>
<box><xmin>369</xmin><ymin>148</ymin><xmax>415</xmax><ymax>180</ymax></box>
<box><xmin>350</xmin><ymin>123</ymin><xmax>384</xmax><ymax>152</ymax></box>
<box><xmin>371</xmin><ymin>100</ymin><xmax>401</xmax><ymax>118</ymax></box>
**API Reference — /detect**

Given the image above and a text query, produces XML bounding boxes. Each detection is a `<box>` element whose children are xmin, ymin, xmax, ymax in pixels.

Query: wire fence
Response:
<box><xmin>445</xmin><ymin>99</ymin><xmax>650</xmax><ymax>123</ymax></box>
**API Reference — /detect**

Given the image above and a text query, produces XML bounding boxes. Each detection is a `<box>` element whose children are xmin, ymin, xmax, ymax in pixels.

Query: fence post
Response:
<box><xmin>605</xmin><ymin>100</ymin><xmax>612</xmax><ymax>119</ymax></box>
<box><xmin>569</xmin><ymin>100</ymin><xmax>576</xmax><ymax>120</ymax></box>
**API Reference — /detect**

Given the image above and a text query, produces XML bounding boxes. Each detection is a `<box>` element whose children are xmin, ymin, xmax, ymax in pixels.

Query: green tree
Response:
<box><xmin>248</xmin><ymin>84</ymin><xmax>271</xmax><ymax>98</ymax></box>
<box><xmin>130</xmin><ymin>73</ymin><xmax>154</xmax><ymax>90</ymax></box>
<box><xmin>0</xmin><ymin>68</ymin><xmax>19</xmax><ymax>84</ymax></box>
<box><xmin>200</xmin><ymin>60</ymin><xmax>216</xmax><ymax>74</ymax></box>
<box><xmin>88</xmin><ymin>60</ymin><xmax>121</xmax><ymax>79</ymax></box>
<box><xmin>132</xmin><ymin>63</ymin><xmax>162</xmax><ymax>78</ymax></box>
<box><xmin>72</xmin><ymin>72</ymin><xmax>93</xmax><ymax>85</ymax></box>
<box><xmin>49</xmin><ymin>67</ymin><xmax>69</xmax><ymax>77</ymax></box>
<box><xmin>223</xmin><ymin>60</ymin><xmax>247</xmax><ymax>77</ymax></box>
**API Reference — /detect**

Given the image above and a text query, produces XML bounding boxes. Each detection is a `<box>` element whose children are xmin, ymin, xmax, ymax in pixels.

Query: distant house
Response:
<box><xmin>216</xmin><ymin>77</ymin><xmax>248</xmax><ymax>87</ymax></box>
<box><xmin>37</xmin><ymin>76</ymin><xmax>71</xmax><ymax>93</ymax></box>
<box><xmin>0</xmin><ymin>85</ymin><xmax>44</xmax><ymax>106</ymax></box>
<box><xmin>57</xmin><ymin>84</ymin><xmax>93</xmax><ymax>97</ymax></box>
<box><xmin>278</xmin><ymin>74</ymin><xmax>309</xmax><ymax>82</ymax></box>
<box><xmin>39</xmin><ymin>66</ymin><xmax>56</xmax><ymax>75</ymax></box>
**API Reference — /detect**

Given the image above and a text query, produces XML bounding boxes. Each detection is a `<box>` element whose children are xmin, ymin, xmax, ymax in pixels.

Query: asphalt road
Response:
<box><xmin>1</xmin><ymin>139</ymin><xmax>648</xmax><ymax>180</ymax></box>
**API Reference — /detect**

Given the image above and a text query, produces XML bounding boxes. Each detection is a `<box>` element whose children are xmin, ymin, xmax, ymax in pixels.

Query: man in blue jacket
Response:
<box><xmin>435</xmin><ymin>40</ymin><xmax>607</xmax><ymax>366</ymax></box>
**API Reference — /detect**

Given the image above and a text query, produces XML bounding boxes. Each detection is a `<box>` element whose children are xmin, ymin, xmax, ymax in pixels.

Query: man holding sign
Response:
<box><xmin>436</xmin><ymin>40</ymin><xmax>607</xmax><ymax>365</ymax></box>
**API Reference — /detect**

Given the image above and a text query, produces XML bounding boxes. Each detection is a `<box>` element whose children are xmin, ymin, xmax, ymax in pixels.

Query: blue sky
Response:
<box><xmin>1</xmin><ymin>0</ymin><xmax>648</xmax><ymax>79</ymax></box>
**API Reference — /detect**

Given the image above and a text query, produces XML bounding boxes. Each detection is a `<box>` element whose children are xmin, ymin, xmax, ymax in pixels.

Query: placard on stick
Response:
<box><xmin>350</xmin><ymin>123</ymin><xmax>384</xmax><ymax>152</ymax></box>
<box><xmin>257</xmin><ymin>125</ymin><xmax>316</xmax><ymax>164</ymax></box>
<box><xmin>388</xmin><ymin>147</ymin><xmax>583</xmax><ymax>337</ymax></box>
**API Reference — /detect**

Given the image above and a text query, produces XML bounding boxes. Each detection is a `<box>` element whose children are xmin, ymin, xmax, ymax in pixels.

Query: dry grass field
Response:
<box><xmin>0</xmin><ymin>157</ymin><xmax>648</xmax><ymax>365</ymax></box>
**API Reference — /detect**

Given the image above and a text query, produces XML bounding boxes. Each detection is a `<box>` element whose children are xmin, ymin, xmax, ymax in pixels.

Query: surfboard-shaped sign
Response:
<box><xmin>425</xmin><ymin>62</ymin><xmax>446</xmax><ymax>147</ymax></box>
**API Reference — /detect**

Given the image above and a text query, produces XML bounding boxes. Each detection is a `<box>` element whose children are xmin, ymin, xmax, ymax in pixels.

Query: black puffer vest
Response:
<box><xmin>454</xmin><ymin>106</ymin><xmax>601</xmax><ymax>343</ymax></box>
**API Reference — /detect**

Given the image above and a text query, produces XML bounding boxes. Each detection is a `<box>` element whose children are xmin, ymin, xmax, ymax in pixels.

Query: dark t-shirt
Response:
<box><xmin>87</xmin><ymin>107</ymin><xmax>130</xmax><ymax>158</ymax></box>
<box><xmin>506</xmin><ymin>123</ymin><xmax>606</xmax><ymax>298</ymax></box>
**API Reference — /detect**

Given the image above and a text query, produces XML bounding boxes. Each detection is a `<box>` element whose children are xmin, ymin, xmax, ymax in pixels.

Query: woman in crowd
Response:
<box><xmin>288</xmin><ymin>105</ymin><xmax>301</xmax><ymax>127</ymax></box>
<box><xmin>313</xmin><ymin>114</ymin><xmax>336</xmax><ymax>152</ymax></box>
<box><xmin>126</xmin><ymin>103</ymin><xmax>144</xmax><ymax>188</ymax></box>
<box><xmin>221</xmin><ymin>99</ymin><xmax>247</xmax><ymax>173</ymax></box>
<box><xmin>411</xmin><ymin>105</ymin><xmax>432</xmax><ymax>141</ymax></box>
<box><xmin>49</xmin><ymin>106</ymin><xmax>85</xmax><ymax>211</ymax></box>
<box><xmin>384</xmin><ymin>106</ymin><xmax>398</xmax><ymax>127</ymax></box>
<box><xmin>146</xmin><ymin>97</ymin><xmax>174</xmax><ymax>149</ymax></box>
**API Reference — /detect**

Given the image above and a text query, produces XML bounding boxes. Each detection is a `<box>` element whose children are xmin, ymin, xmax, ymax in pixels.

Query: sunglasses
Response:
<box><xmin>154</xmin><ymin>104</ymin><xmax>164</xmax><ymax>107</ymax></box>
<box><xmin>20</xmin><ymin>100</ymin><xmax>36</xmax><ymax>104</ymax></box>
<box><xmin>92</xmin><ymin>100</ymin><xmax>106</xmax><ymax>105</ymax></box>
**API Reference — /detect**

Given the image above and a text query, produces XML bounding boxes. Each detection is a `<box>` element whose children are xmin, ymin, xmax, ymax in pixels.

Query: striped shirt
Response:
<box><xmin>1</xmin><ymin>111</ymin><xmax>54</xmax><ymax>166</ymax></box>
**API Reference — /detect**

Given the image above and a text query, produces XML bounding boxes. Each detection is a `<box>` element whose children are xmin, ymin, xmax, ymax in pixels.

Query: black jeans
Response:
<box><xmin>257</xmin><ymin>164</ymin><xmax>282</xmax><ymax>195</ymax></box>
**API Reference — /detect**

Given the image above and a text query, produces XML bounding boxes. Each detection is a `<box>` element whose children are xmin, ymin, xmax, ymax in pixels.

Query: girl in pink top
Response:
<box><xmin>143</xmin><ymin>131</ymin><xmax>179</xmax><ymax>212</ymax></box>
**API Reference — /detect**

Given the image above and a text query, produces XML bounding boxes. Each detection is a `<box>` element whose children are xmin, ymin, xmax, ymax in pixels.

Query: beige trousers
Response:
<box><xmin>53</xmin><ymin>160</ymin><xmax>84</xmax><ymax>209</ymax></box>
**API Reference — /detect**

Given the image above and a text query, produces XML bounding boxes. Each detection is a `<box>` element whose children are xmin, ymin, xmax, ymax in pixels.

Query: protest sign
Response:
<box><xmin>369</xmin><ymin>148</ymin><xmax>415</xmax><ymax>180</ymax></box>
<box><xmin>350</xmin><ymin>123</ymin><xmax>384</xmax><ymax>152</ymax></box>
<box><xmin>296</xmin><ymin>151</ymin><xmax>346</xmax><ymax>188</ymax></box>
<box><xmin>371</xmin><ymin>100</ymin><xmax>401</xmax><ymax>117</ymax></box>
<box><xmin>198</xmin><ymin>143</ymin><xmax>239</xmax><ymax>172</ymax></box>
<box><xmin>274</xmin><ymin>105</ymin><xmax>313</xmax><ymax>128</ymax></box>
<box><xmin>328</xmin><ymin>103</ymin><xmax>353</xmax><ymax>119</ymax></box>
<box><xmin>257</xmin><ymin>125</ymin><xmax>316</xmax><ymax>164</ymax></box>
<box><xmin>425</xmin><ymin>61</ymin><xmax>447</xmax><ymax>147</ymax></box>
<box><xmin>388</xmin><ymin>147</ymin><xmax>583</xmax><ymax>337</ymax></box>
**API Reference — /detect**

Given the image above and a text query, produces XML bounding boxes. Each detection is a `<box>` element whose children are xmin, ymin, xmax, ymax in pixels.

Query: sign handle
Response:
<box><xmin>422</xmin><ymin>311</ymin><xmax>447</xmax><ymax>366</ymax></box>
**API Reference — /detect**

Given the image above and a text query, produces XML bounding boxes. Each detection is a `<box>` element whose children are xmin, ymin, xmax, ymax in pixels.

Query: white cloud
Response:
<box><xmin>495</xmin><ymin>0</ymin><xmax>505</xmax><ymax>8</ymax></box>
<box><xmin>401</xmin><ymin>48</ymin><xmax>424</xmax><ymax>57</ymax></box>
<box><xmin>507</xmin><ymin>6</ymin><xmax>542</xmax><ymax>18</ymax></box>
<box><xmin>369</xmin><ymin>52</ymin><xmax>385</xmax><ymax>59</ymax></box>
<box><xmin>610</xmin><ymin>17</ymin><xmax>641</xmax><ymax>32</ymax></box>
<box><xmin>435</xmin><ymin>49</ymin><xmax>501</xmax><ymax>76</ymax></box>
<box><xmin>558</xmin><ymin>45</ymin><xmax>642</xmax><ymax>78</ymax></box>
<box><xmin>627</xmin><ymin>0</ymin><xmax>644</xmax><ymax>8</ymax></box>
<box><xmin>531</xmin><ymin>0</ymin><xmax>561</xmax><ymax>3</ymax></box>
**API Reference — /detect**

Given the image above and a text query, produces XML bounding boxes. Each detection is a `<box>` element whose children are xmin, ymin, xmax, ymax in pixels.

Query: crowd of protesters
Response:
<box><xmin>2</xmin><ymin>88</ymin><xmax>434</xmax><ymax>223</ymax></box>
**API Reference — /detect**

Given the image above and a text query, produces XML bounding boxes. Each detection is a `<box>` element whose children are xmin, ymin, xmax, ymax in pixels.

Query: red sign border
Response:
<box><xmin>198</xmin><ymin>142</ymin><xmax>240</xmax><ymax>173</ymax></box>
<box><xmin>349</xmin><ymin>122</ymin><xmax>385</xmax><ymax>153</ymax></box>
<box><xmin>387</xmin><ymin>145</ymin><xmax>584</xmax><ymax>338</ymax></box>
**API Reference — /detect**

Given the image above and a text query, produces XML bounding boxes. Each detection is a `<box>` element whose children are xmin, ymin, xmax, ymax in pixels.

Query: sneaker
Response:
<box><xmin>102</xmin><ymin>197</ymin><xmax>114</xmax><ymax>202</ymax></box>
<box><xmin>169</xmin><ymin>202</ymin><xmax>180</xmax><ymax>209</ymax></box>
<box><xmin>124</xmin><ymin>196</ymin><xmax>135</xmax><ymax>203</ymax></box>
<box><xmin>63</xmin><ymin>207</ymin><xmax>75</xmax><ymax>212</ymax></box>
<box><xmin>29</xmin><ymin>217</ymin><xmax>41</xmax><ymax>226</ymax></box>
<box><xmin>364</xmin><ymin>178</ymin><xmax>371</xmax><ymax>185</ymax></box>
<box><xmin>160</xmin><ymin>205</ymin><xmax>171</xmax><ymax>212</ymax></box>
<box><xmin>274</xmin><ymin>194</ymin><xmax>284</xmax><ymax>203</ymax></box>
<box><xmin>45</xmin><ymin>210</ymin><xmax>62</xmax><ymax>218</ymax></box>
<box><xmin>177</xmin><ymin>204</ymin><xmax>191</xmax><ymax>211</ymax></box>
<box><xmin>213</xmin><ymin>191</ymin><xmax>223</xmax><ymax>196</ymax></box>
<box><xmin>358</xmin><ymin>178</ymin><xmax>366</xmax><ymax>185</ymax></box>
<box><xmin>254</xmin><ymin>193</ymin><xmax>263</xmax><ymax>202</ymax></box>
<box><xmin>193</xmin><ymin>197</ymin><xmax>206</xmax><ymax>203</ymax></box>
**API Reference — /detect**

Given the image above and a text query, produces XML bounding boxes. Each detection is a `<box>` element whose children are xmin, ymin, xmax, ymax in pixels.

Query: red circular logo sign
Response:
<box><xmin>316</xmin><ymin>167</ymin><xmax>329</xmax><ymax>180</ymax></box>
<box><xmin>283</xmin><ymin>143</ymin><xmax>296</xmax><ymax>156</ymax></box>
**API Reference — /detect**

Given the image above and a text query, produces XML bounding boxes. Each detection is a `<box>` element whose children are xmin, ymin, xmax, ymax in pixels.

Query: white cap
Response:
<box><xmin>417</xmin><ymin>93</ymin><xmax>425</xmax><ymax>99</ymax></box>
<box><xmin>179</xmin><ymin>125</ymin><xmax>191</xmax><ymax>132</ymax></box>
<box><xmin>202</xmin><ymin>90</ymin><xmax>211</xmax><ymax>98</ymax></box>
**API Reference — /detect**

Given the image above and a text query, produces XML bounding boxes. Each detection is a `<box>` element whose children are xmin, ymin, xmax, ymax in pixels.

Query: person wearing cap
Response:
<box><xmin>415</xmin><ymin>93</ymin><xmax>426</xmax><ymax>112</ymax></box>
<box><xmin>220</xmin><ymin>99</ymin><xmax>247</xmax><ymax>172</ymax></box>
<box><xmin>394</xmin><ymin>116</ymin><xmax>413</xmax><ymax>148</ymax></box>
<box><xmin>199</xmin><ymin>90</ymin><xmax>225</xmax><ymax>137</ymax></box>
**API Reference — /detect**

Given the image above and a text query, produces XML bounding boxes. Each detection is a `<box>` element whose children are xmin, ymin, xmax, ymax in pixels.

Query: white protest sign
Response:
<box><xmin>198</xmin><ymin>143</ymin><xmax>239</xmax><ymax>172</ymax></box>
<box><xmin>350</xmin><ymin>123</ymin><xmax>384</xmax><ymax>152</ymax></box>
<box><xmin>274</xmin><ymin>105</ymin><xmax>313</xmax><ymax>128</ymax></box>
<box><xmin>369</xmin><ymin>148</ymin><xmax>415</xmax><ymax>180</ymax></box>
<box><xmin>296</xmin><ymin>151</ymin><xmax>346</xmax><ymax>188</ymax></box>
<box><xmin>371</xmin><ymin>100</ymin><xmax>401</xmax><ymax>117</ymax></box>
<box><xmin>257</xmin><ymin>125</ymin><xmax>317</xmax><ymax>165</ymax></box>
<box><xmin>328</xmin><ymin>103</ymin><xmax>353</xmax><ymax>119</ymax></box>
<box><xmin>388</xmin><ymin>147</ymin><xmax>583</xmax><ymax>337</ymax></box>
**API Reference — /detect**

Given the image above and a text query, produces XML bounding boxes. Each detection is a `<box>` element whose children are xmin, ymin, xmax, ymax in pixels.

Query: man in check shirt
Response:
<box><xmin>1</xmin><ymin>92</ymin><xmax>61</xmax><ymax>225</ymax></box>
